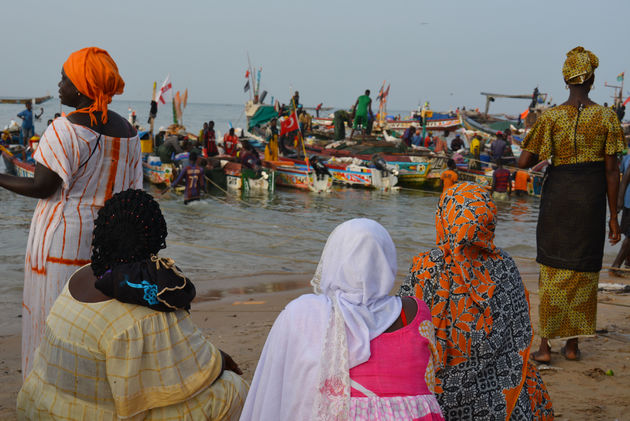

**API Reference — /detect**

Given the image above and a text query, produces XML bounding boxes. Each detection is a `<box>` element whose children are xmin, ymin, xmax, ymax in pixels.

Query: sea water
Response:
<box><xmin>0</xmin><ymin>101</ymin><xmax>618</xmax><ymax>334</ymax></box>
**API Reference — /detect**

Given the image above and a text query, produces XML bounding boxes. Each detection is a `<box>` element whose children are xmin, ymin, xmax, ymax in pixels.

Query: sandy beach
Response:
<box><xmin>0</xmin><ymin>261</ymin><xmax>628</xmax><ymax>420</ymax></box>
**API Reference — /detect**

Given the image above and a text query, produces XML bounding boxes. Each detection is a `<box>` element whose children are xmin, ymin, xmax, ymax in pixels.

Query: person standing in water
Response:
<box><xmin>519</xmin><ymin>46</ymin><xmax>624</xmax><ymax>362</ymax></box>
<box><xmin>17</xmin><ymin>101</ymin><xmax>43</xmax><ymax>145</ymax></box>
<box><xmin>170</xmin><ymin>150</ymin><xmax>204</xmax><ymax>204</ymax></box>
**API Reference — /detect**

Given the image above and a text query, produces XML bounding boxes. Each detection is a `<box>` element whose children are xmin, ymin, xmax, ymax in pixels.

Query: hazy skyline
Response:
<box><xmin>2</xmin><ymin>0</ymin><xmax>628</xmax><ymax>116</ymax></box>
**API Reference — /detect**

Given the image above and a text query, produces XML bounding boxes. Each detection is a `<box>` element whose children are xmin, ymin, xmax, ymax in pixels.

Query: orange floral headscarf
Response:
<box><xmin>404</xmin><ymin>183</ymin><xmax>500</xmax><ymax>367</ymax></box>
<box><xmin>63</xmin><ymin>47</ymin><xmax>125</xmax><ymax>125</ymax></box>
<box><xmin>562</xmin><ymin>46</ymin><xmax>599</xmax><ymax>85</ymax></box>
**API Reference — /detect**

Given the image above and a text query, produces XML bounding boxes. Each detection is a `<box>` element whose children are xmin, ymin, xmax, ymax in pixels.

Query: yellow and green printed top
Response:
<box><xmin>522</xmin><ymin>104</ymin><xmax>624</xmax><ymax>166</ymax></box>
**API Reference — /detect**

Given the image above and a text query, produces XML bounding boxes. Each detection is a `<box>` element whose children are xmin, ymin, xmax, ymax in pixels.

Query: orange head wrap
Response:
<box><xmin>63</xmin><ymin>47</ymin><xmax>125</xmax><ymax>125</ymax></box>
<box><xmin>562</xmin><ymin>46</ymin><xmax>599</xmax><ymax>85</ymax></box>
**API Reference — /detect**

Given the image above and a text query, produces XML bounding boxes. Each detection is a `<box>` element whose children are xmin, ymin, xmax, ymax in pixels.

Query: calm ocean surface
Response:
<box><xmin>0</xmin><ymin>101</ymin><xmax>619</xmax><ymax>330</ymax></box>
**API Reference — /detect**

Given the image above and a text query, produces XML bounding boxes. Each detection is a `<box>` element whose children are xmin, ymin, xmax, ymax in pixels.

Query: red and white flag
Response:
<box><xmin>155</xmin><ymin>74</ymin><xmax>173</xmax><ymax>106</ymax></box>
<box><xmin>280</xmin><ymin>110</ymin><xmax>299</xmax><ymax>135</ymax></box>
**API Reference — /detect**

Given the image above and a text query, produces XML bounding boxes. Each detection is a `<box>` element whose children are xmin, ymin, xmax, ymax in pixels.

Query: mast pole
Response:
<box><xmin>247</xmin><ymin>52</ymin><xmax>255</xmax><ymax>102</ymax></box>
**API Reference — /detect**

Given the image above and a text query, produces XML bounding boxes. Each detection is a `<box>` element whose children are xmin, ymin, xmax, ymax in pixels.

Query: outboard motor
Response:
<box><xmin>310</xmin><ymin>156</ymin><xmax>331</xmax><ymax>181</ymax></box>
<box><xmin>372</xmin><ymin>154</ymin><xmax>398</xmax><ymax>176</ymax></box>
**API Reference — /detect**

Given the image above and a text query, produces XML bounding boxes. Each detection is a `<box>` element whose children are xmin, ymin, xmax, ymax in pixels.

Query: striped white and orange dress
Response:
<box><xmin>22</xmin><ymin>116</ymin><xmax>142</xmax><ymax>378</ymax></box>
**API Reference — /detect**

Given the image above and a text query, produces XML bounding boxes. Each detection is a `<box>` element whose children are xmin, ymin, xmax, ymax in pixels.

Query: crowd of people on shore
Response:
<box><xmin>0</xmin><ymin>45</ymin><xmax>627</xmax><ymax>420</ymax></box>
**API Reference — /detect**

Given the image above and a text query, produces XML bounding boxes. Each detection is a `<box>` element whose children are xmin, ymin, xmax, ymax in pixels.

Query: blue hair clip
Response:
<box><xmin>126</xmin><ymin>280</ymin><xmax>159</xmax><ymax>305</ymax></box>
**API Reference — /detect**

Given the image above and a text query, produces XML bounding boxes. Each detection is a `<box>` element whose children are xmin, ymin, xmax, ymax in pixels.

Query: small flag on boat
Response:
<box><xmin>155</xmin><ymin>74</ymin><xmax>172</xmax><ymax>106</ymax></box>
<box><xmin>520</xmin><ymin>108</ymin><xmax>529</xmax><ymax>120</ymax></box>
<box><xmin>280</xmin><ymin>110</ymin><xmax>299</xmax><ymax>135</ymax></box>
<box><xmin>244</xmin><ymin>80</ymin><xmax>250</xmax><ymax>92</ymax></box>
<box><xmin>617</xmin><ymin>72</ymin><xmax>625</xmax><ymax>82</ymax></box>
<box><xmin>175</xmin><ymin>91</ymin><xmax>183</xmax><ymax>122</ymax></box>
<box><xmin>376</xmin><ymin>80</ymin><xmax>386</xmax><ymax>100</ymax></box>
<box><xmin>245</xmin><ymin>70</ymin><xmax>250</xmax><ymax>79</ymax></box>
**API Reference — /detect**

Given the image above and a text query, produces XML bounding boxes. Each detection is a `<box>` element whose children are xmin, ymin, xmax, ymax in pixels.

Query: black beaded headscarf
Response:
<box><xmin>91</xmin><ymin>189</ymin><xmax>195</xmax><ymax>311</ymax></box>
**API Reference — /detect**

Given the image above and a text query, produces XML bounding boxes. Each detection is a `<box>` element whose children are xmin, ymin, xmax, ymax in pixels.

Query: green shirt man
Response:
<box><xmin>350</xmin><ymin>89</ymin><xmax>372</xmax><ymax>139</ymax></box>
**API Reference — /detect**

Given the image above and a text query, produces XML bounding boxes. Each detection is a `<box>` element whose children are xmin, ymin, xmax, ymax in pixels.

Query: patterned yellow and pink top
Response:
<box><xmin>522</xmin><ymin>104</ymin><xmax>624</xmax><ymax>165</ymax></box>
<box><xmin>17</xmin><ymin>279</ymin><xmax>248</xmax><ymax>420</ymax></box>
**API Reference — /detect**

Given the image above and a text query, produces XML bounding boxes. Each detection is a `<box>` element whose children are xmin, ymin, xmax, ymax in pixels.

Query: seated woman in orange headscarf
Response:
<box><xmin>399</xmin><ymin>182</ymin><xmax>554</xmax><ymax>420</ymax></box>
<box><xmin>0</xmin><ymin>47</ymin><xmax>143</xmax><ymax>378</ymax></box>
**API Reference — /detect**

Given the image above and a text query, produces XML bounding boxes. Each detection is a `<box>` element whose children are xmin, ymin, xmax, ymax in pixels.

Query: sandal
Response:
<box><xmin>560</xmin><ymin>346</ymin><xmax>581</xmax><ymax>361</ymax></box>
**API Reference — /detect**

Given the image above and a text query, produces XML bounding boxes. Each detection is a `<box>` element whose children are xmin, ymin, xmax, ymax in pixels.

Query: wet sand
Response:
<box><xmin>0</xmin><ymin>261</ymin><xmax>629</xmax><ymax>420</ymax></box>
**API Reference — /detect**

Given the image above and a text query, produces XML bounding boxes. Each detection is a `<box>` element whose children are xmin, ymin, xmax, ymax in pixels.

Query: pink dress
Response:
<box><xmin>349</xmin><ymin>297</ymin><xmax>444</xmax><ymax>420</ymax></box>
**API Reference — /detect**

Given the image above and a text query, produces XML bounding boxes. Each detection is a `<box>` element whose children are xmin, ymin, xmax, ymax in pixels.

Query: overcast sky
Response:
<box><xmin>2</xmin><ymin>0</ymin><xmax>628</xmax><ymax>115</ymax></box>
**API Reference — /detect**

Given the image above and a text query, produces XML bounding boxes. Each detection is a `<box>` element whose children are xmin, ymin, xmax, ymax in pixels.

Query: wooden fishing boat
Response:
<box><xmin>324</xmin><ymin>161</ymin><xmax>397</xmax><ymax>190</ymax></box>
<box><xmin>1</xmin><ymin>145</ymin><xmax>34</xmax><ymax>177</ymax></box>
<box><xmin>264</xmin><ymin>160</ymin><xmax>332</xmax><ymax>192</ymax></box>
<box><xmin>312</xmin><ymin>114</ymin><xmax>461</xmax><ymax>133</ymax></box>
<box><xmin>223</xmin><ymin>161</ymin><xmax>275</xmax><ymax>194</ymax></box>
<box><xmin>0</xmin><ymin>95</ymin><xmax>53</xmax><ymax>105</ymax></box>
<box><xmin>142</xmin><ymin>155</ymin><xmax>174</xmax><ymax>186</ymax></box>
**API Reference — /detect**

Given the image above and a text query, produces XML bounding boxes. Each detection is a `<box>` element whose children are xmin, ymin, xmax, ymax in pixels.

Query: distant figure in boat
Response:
<box><xmin>315</xmin><ymin>102</ymin><xmax>323</xmax><ymax>117</ymax></box>
<box><xmin>240</xmin><ymin>140</ymin><xmax>262</xmax><ymax>173</ymax></box>
<box><xmin>401</xmin><ymin>124</ymin><xmax>416</xmax><ymax>147</ymax></box>
<box><xmin>223</xmin><ymin>127</ymin><xmax>239</xmax><ymax>157</ymax></box>
<box><xmin>433</xmin><ymin>135</ymin><xmax>448</xmax><ymax>154</ymax></box>
<box><xmin>17</xmin><ymin>101</ymin><xmax>43</xmax><ymax>145</ymax></box>
<box><xmin>469</xmin><ymin>133</ymin><xmax>482</xmax><ymax>169</ymax></box>
<box><xmin>264</xmin><ymin>118</ymin><xmax>279</xmax><ymax>161</ymax></box>
<box><xmin>157</xmin><ymin>127</ymin><xmax>183</xmax><ymax>163</ymax></box>
<box><xmin>205</xmin><ymin>120</ymin><xmax>218</xmax><ymax>157</ymax></box>
<box><xmin>332</xmin><ymin>109</ymin><xmax>351</xmax><ymax>141</ymax></box>
<box><xmin>450</xmin><ymin>134</ymin><xmax>465</xmax><ymax>152</ymax></box>
<box><xmin>298</xmin><ymin>108</ymin><xmax>312</xmax><ymax>134</ymax></box>
<box><xmin>411</xmin><ymin>127</ymin><xmax>423</xmax><ymax>147</ymax></box>
<box><xmin>291</xmin><ymin>91</ymin><xmax>300</xmax><ymax>110</ymax></box>
<box><xmin>349</xmin><ymin>89</ymin><xmax>372</xmax><ymax>140</ymax></box>
<box><xmin>155</xmin><ymin>126</ymin><xmax>166</xmax><ymax>146</ymax></box>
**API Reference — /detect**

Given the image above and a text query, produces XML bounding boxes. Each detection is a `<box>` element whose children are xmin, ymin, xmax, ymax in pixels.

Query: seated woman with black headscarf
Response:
<box><xmin>17</xmin><ymin>189</ymin><xmax>248</xmax><ymax>420</ymax></box>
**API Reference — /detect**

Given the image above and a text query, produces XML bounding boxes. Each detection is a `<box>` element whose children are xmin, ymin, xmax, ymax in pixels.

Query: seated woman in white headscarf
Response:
<box><xmin>240</xmin><ymin>218</ymin><xmax>444</xmax><ymax>421</ymax></box>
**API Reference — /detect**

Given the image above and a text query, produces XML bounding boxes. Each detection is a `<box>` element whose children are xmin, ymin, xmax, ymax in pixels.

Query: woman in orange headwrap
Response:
<box><xmin>0</xmin><ymin>47</ymin><xmax>143</xmax><ymax>379</ymax></box>
<box><xmin>519</xmin><ymin>47</ymin><xmax>624</xmax><ymax>363</ymax></box>
<box><xmin>399</xmin><ymin>182</ymin><xmax>554</xmax><ymax>420</ymax></box>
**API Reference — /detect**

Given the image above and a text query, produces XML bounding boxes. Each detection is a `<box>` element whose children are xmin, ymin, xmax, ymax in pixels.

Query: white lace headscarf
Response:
<box><xmin>311</xmin><ymin>218</ymin><xmax>402</xmax><ymax>420</ymax></box>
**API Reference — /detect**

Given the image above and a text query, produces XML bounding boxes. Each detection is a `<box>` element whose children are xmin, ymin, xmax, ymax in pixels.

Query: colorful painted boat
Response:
<box><xmin>324</xmin><ymin>161</ymin><xmax>397</xmax><ymax>190</ymax></box>
<box><xmin>265</xmin><ymin>160</ymin><xmax>332</xmax><ymax>192</ymax></box>
<box><xmin>1</xmin><ymin>146</ymin><xmax>34</xmax><ymax>177</ymax></box>
<box><xmin>312</xmin><ymin>115</ymin><xmax>460</xmax><ymax>133</ymax></box>
<box><xmin>223</xmin><ymin>161</ymin><xmax>275</xmax><ymax>194</ymax></box>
